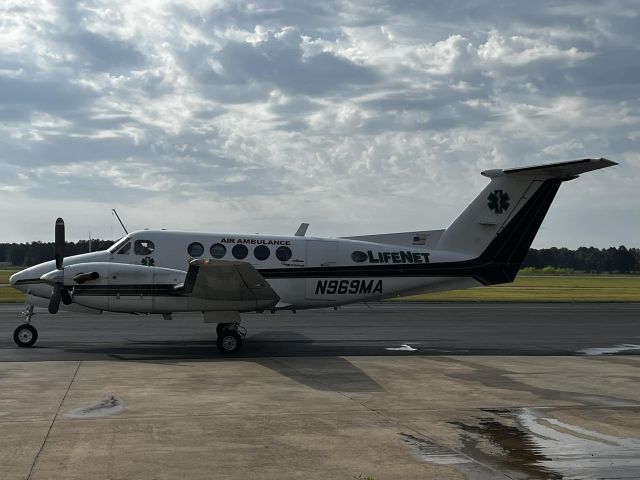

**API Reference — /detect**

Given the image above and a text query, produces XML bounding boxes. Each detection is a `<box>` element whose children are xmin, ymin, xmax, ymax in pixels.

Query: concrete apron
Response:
<box><xmin>1</xmin><ymin>355</ymin><xmax>639</xmax><ymax>480</ymax></box>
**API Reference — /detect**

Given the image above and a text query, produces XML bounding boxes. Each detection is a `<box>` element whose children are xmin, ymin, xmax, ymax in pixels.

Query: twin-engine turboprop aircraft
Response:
<box><xmin>10</xmin><ymin>158</ymin><xmax>616</xmax><ymax>353</ymax></box>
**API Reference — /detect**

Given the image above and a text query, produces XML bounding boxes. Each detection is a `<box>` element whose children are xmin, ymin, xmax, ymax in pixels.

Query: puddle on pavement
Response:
<box><xmin>400</xmin><ymin>433</ymin><xmax>470</xmax><ymax>465</ymax></box>
<box><xmin>578</xmin><ymin>344</ymin><xmax>640</xmax><ymax>355</ymax></box>
<box><xmin>399</xmin><ymin>433</ymin><xmax>498</xmax><ymax>479</ymax></box>
<box><xmin>65</xmin><ymin>396</ymin><xmax>125</xmax><ymax>418</ymax></box>
<box><xmin>401</xmin><ymin>408</ymin><xmax>640</xmax><ymax>479</ymax></box>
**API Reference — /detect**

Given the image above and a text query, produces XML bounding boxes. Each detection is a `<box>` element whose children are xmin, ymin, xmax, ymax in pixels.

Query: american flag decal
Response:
<box><xmin>412</xmin><ymin>232</ymin><xmax>427</xmax><ymax>245</ymax></box>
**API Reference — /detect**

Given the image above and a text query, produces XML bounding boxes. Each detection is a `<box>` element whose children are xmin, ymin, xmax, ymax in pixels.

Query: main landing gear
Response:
<box><xmin>14</xmin><ymin>305</ymin><xmax>38</xmax><ymax>348</ymax></box>
<box><xmin>216</xmin><ymin>322</ymin><xmax>246</xmax><ymax>354</ymax></box>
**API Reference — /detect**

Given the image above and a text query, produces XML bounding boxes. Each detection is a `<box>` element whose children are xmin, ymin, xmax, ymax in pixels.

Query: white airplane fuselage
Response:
<box><xmin>12</xmin><ymin>230</ymin><xmax>477</xmax><ymax>314</ymax></box>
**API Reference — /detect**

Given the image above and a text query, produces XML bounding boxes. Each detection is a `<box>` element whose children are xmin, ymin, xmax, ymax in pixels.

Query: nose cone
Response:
<box><xmin>9</xmin><ymin>261</ymin><xmax>55</xmax><ymax>292</ymax></box>
<box><xmin>9</xmin><ymin>271</ymin><xmax>21</xmax><ymax>286</ymax></box>
<box><xmin>9</xmin><ymin>269</ymin><xmax>31</xmax><ymax>292</ymax></box>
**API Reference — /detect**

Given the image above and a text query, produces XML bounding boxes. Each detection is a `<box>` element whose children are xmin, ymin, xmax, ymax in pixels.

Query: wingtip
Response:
<box><xmin>585</xmin><ymin>158</ymin><xmax>618</xmax><ymax>170</ymax></box>
<box><xmin>595</xmin><ymin>157</ymin><xmax>618</xmax><ymax>167</ymax></box>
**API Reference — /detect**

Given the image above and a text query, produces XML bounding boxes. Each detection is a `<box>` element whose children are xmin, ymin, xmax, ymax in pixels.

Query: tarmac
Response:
<box><xmin>0</xmin><ymin>302</ymin><xmax>639</xmax><ymax>479</ymax></box>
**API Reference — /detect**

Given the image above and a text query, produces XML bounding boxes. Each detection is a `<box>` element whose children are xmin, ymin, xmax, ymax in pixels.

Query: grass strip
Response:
<box><xmin>392</xmin><ymin>275</ymin><xmax>640</xmax><ymax>302</ymax></box>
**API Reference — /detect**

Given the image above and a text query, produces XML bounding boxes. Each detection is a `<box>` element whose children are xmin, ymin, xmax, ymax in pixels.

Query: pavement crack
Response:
<box><xmin>26</xmin><ymin>361</ymin><xmax>81</xmax><ymax>480</ymax></box>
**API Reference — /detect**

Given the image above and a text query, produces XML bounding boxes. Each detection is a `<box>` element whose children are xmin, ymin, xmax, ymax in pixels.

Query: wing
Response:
<box><xmin>182</xmin><ymin>259</ymin><xmax>280</xmax><ymax>310</ymax></box>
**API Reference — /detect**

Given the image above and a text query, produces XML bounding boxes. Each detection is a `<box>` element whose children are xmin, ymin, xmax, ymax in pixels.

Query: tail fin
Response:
<box><xmin>436</xmin><ymin>158</ymin><xmax>617</xmax><ymax>284</ymax></box>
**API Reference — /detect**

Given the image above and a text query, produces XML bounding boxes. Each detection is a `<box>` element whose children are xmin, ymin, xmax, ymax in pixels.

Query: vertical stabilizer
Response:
<box><xmin>435</xmin><ymin>158</ymin><xmax>617</xmax><ymax>280</ymax></box>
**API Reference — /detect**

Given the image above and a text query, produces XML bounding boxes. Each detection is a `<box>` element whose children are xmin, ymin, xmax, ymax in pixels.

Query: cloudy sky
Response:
<box><xmin>1</xmin><ymin>0</ymin><xmax>638</xmax><ymax>247</ymax></box>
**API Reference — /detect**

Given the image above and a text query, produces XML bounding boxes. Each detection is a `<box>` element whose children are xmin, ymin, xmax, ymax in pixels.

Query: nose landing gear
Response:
<box><xmin>14</xmin><ymin>305</ymin><xmax>38</xmax><ymax>348</ymax></box>
<box><xmin>216</xmin><ymin>322</ymin><xmax>246</xmax><ymax>354</ymax></box>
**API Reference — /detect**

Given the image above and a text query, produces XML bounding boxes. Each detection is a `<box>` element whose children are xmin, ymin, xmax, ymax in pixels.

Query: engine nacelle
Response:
<box><xmin>53</xmin><ymin>262</ymin><xmax>186</xmax><ymax>313</ymax></box>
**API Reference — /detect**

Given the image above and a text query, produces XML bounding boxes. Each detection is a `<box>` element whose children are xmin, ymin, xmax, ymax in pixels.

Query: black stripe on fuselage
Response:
<box><xmin>73</xmin><ymin>284</ymin><xmax>177</xmax><ymax>296</ymax></box>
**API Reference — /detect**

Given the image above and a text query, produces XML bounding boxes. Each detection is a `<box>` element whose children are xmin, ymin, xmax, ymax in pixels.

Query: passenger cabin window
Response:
<box><xmin>117</xmin><ymin>242</ymin><xmax>131</xmax><ymax>254</ymax></box>
<box><xmin>134</xmin><ymin>239</ymin><xmax>155</xmax><ymax>255</ymax></box>
<box><xmin>232</xmin><ymin>244</ymin><xmax>248</xmax><ymax>259</ymax></box>
<box><xmin>210</xmin><ymin>243</ymin><xmax>226</xmax><ymax>259</ymax></box>
<box><xmin>254</xmin><ymin>245</ymin><xmax>270</xmax><ymax>261</ymax></box>
<box><xmin>276</xmin><ymin>246</ymin><xmax>292</xmax><ymax>262</ymax></box>
<box><xmin>188</xmin><ymin>242</ymin><xmax>204</xmax><ymax>257</ymax></box>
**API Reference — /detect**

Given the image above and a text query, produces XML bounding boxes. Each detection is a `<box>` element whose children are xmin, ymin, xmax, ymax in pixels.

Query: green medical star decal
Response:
<box><xmin>140</xmin><ymin>256</ymin><xmax>155</xmax><ymax>266</ymax></box>
<box><xmin>487</xmin><ymin>190</ymin><xmax>510</xmax><ymax>214</ymax></box>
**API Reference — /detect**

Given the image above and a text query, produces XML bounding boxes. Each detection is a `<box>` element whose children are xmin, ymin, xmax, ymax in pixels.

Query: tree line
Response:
<box><xmin>0</xmin><ymin>240</ymin><xmax>115</xmax><ymax>267</ymax></box>
<box><xmin>0</xmin><ymin>241</ymin><xmax>638</xmax><ymax>273</ymax></box>
<box><xmin>523</xmin><ymin>246</ymin><xmax>639</xmax><ymax>273</ymax></box>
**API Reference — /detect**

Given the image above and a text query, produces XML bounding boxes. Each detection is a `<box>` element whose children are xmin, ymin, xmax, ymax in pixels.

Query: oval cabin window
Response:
<box><xmin>210</xmin><ymin>243</ymin><xmax>226</xmax><ymax>259</ymax></box>
<box><xmin>232</xmin><ymin>244</ymin><xmax>249</xmax><ymax>259</ymax></box>
<box><xmin>254</xmin><ymin>245</ymin><xmax>270</xmax><ymax>261</ymax></box>
<box><xmin>275</xmin><ymin>246</ymin><xmax>292</xmax><ymax>262</ymax></box>
<box><xmin>187</xmin><ymin>242</ymin><xmax>204</xmax><ymax>257</ymax></box>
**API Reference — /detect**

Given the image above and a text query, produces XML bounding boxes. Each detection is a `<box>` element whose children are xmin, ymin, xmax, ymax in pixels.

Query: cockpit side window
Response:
<box><xmin>134</xmin><ymin>240</ymin><xmax>155</xmax><ymax>255</ymax></box>
<box><xmin>117</xmin><ymin>242</ymin><xmax>131</xmax><ymax>254</ymax></box>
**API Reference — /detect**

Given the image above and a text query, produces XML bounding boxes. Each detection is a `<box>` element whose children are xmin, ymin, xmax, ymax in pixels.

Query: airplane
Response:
<box><xmin>9</xmin><ymin>158</ymin><xmax>617</xmax><ymax>353</ymax></box>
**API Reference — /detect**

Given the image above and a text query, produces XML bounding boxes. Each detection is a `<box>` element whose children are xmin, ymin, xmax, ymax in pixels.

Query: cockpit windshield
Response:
<box><xmin>108</xmin><ymin>236</ymin><xmax>131</xmax><ymax>253</ymax></box>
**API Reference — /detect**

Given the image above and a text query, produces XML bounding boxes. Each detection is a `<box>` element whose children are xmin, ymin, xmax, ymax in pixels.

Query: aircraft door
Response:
<box><xmin>305</xmin><ymin>240</ymin><xmax>338</xmax><ymax>300</ymax></box>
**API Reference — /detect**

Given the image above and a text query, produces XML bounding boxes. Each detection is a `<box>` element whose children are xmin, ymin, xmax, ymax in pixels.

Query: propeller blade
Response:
<box><xmin>49</xmin><ymin>284</ymin><xmax>61</xmax><ymax>314</ymax></box>
<box><xmin>55</xmin><ymin>217</ymin><xmax>65</xmax><ymax>270</ymax></box>
<box><xmin>61</xmin><ymin>288</ymin><xmax>73</xmax><ymax>305</ymax></box>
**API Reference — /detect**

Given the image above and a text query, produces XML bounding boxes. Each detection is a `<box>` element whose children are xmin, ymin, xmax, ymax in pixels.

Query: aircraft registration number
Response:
<box><xmin>315</xmin><ymin>279</ymin><xmax>383</xmax><ymax>295</ymax></box>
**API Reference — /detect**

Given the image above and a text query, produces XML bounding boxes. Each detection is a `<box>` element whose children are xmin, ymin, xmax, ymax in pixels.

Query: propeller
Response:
<box><xmin>40</xmin><ymin>218</ymin><xmax>100</xmax><ymax>312</ymax></box>
<box><xmin>55</xmin><ymin>217</ymin><xmax>64</xmax><ymax>269</ymax></box>
<box><xmin>47</xmin><ymin>218</ymin><xmax>69</xmax><ymax>314</ymax></box>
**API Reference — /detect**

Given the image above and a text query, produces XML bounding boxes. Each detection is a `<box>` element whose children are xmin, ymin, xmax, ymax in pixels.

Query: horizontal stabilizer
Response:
<box><xmin>482</xmin><ymin>158</ymin><xmax>617</xmax><ymax>179</ymax></box>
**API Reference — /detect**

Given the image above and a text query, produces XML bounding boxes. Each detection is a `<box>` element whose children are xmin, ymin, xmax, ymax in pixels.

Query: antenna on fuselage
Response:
<box><xmin>295</xmin><ymin>223</ymin><xmax>309</xmax><ymax>236</ymax></box>
<box><xmin>112</xmin><ymin>209</ymin><xmax>129</xmax><ymax>235</ymax></box>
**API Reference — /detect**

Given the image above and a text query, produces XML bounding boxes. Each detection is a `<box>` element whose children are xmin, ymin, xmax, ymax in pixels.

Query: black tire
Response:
<box><xmin>217</xmin><ymin>330</ymin><xmax>243</xmax><ymax>354</ymax></box>
<box><xmin>14</xmin><ymin>324</ymin><xmax>38</xmax><ymax>348</ymax></box>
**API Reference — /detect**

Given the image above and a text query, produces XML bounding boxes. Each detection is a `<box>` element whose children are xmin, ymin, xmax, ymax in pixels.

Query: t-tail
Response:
<box><xmin>435</xmin><ymin>158</ymin><xmax>617</xmax><ymax>285</ymax></box>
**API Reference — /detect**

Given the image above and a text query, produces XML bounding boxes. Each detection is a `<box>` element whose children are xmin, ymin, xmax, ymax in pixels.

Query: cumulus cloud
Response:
<box><xmin>0</xmin><ymin>0</ymin><xmax>637</xmax><ymax>246</ymax></box>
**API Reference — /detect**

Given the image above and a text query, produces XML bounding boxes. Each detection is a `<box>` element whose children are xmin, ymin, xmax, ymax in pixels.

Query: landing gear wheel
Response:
<box><xmin>14</xmin><ymin>324</ymin><xmax>38</xmax><ymax>348</ymax></box>
<box><xmin>217</xmin><ymin>330</ymin><xmax>243</xmax><ymax>354</ymax></box>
